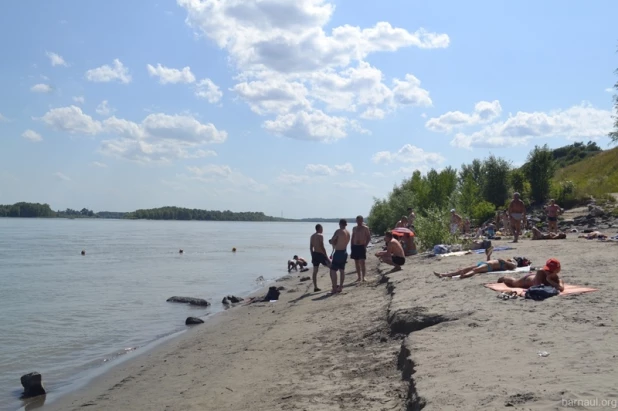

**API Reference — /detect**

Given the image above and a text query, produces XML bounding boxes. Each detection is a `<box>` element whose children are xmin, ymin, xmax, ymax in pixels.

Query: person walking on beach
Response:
<box><xmin>329</xmin><ymin>219</ymin><xmax>350</xmax><ymax>293</ymax></box>
<box><xmin>546</xmin><ymin>199</ymin><xmax>562</xmax><ymax>233</ymax></box>
<box><xmin>351</xmin><ymin>215</ymin><xmax>371</xmax><ymax>283</ymax></box>
<box><xmin>310</xmin><ymin>224</ymin><xmax>330</xmax><ymax>292</ymax></box>
<box><xmin>508</xmin><ymin>192</ymin><xmax>526</xmax><ymax>242</ymax></box>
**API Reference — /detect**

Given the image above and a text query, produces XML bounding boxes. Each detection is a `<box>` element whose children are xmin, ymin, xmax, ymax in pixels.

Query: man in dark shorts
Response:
<box><xmin>309</xmin><ymin>224</ymin><xmax>330</xmax><ymax>292</ymax></box>
<box><xmin>545</xmin><ymin>199</ymin><xmax>562</xmax><ymax>233</ymax></box>
<box><xmin>376</xmin><ymin>231</ymin><xmax>406</xmax><ymax>272</ymax></box>
<box><xmin>351</xmin><ymin>215</ymin><xmax>371</xmax><ymax>282</ymax></box>
<box><xmin>329</xmin><ymin>219</ymin><xmax>351</xmax><ymax>293</ymax></box>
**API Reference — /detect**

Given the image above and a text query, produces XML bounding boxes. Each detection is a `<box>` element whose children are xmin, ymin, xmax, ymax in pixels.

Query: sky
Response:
<box><xmin>0</xmin><ymin>0</ymin><xmax>616</xmax><ymax>219</ymax></box>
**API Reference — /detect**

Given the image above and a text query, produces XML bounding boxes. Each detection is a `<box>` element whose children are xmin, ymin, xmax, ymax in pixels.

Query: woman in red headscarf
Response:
<box><xmin>498</xmin><ymin>258</ymin><xmax>564</xmax><ymax>292</ymax></box>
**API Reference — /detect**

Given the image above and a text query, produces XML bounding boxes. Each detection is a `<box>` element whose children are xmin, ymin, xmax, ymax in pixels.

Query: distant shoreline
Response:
<box><xmin>0</xmin><ymin>216</ymin><xmax>354</xmax><ymax>223</ymax></box>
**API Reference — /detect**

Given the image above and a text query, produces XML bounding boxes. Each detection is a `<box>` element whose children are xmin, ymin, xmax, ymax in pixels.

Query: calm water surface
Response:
<box><xmin>0</xmin><ymin>219</ymin><xmax>339</xmax><ymax>410</ymax></box>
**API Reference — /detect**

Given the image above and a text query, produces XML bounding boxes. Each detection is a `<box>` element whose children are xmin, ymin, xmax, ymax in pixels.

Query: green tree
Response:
<box><xmin>457</xmin><ymin>173</ymin><xmax>480</xmax><ymax>217</ymax></box>
<box><xmin>482</xmin><ymin>155</ymin><xmax>511</xmax><ymax>206</ymax></box>
<box><xmin>526</xmin><ymin>144</ymin><xmax>556</xmax><ymax>203</ymax></box>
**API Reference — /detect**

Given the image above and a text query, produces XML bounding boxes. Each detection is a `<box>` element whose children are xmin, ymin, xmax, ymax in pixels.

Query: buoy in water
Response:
<box><xmin>81</xmin><ymin>250</ymin><xmax>86</xmax><ymax>256</ymax></box>
<box><xmin>179</xmin><ymin>249</ymin><xmax>184</xmax><ymax>254</ymax></box>
<box><xmin>232</xmin><ymin>247</ymin><xmax>237</xmax><ymax>252</ymax></box>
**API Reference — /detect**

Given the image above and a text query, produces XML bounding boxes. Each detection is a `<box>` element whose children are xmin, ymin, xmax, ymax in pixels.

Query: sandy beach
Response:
<box><xmin>45</xmin><ymin>233</ymin><xmax>618</xmax><ymax>411</ymax></box>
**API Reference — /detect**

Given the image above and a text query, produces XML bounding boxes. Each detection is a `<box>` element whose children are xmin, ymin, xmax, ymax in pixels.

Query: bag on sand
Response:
<box><xmin>525</xmin><ymin>285</ymin><xmax>559</xmax><ymax>301</ymax></box>
<box><xmin>263</xmin><ymin>286</ymin><xmax>280</xmax><ymax>301</ymax></box>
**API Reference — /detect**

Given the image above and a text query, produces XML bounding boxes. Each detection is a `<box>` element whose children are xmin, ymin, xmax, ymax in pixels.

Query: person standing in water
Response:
<box><xmin>351</xmin><ymin>215</ymin><xmax>371</xmax><ymax>283</ymax></box>
<box><xmin>329</xmin><ymin>219</ymin><xmax>351</xmax><ymax>293</ymax></box>
<box><xmin>309</xmin><ymin>224</ymin><xmax>330</xmax><ymax>292</ymax></box>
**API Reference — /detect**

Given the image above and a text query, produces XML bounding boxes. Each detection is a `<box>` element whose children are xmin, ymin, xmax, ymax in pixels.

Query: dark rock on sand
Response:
<box><xmin>166</xmin><ymin>296</ymin><xmax>210</xmax><ymax>306</ymax></box>
<box><xmin>20</xmin><ymin>372</ymin><xmax>46</xmax><ymax>398</ymax></box>
<box><xmin>299</xmin><ymin>276</ymin><xmax>310</xmax><ymax>282</ymax></box>
<box><xmin>276</xmin><ymin>286</ymin><xmax>286</xmax><ymax>291</ymax></box>
<box><xmin>263</xmin><ymin>286</ymin><xmax>280</xmax><ymax>301</ymax></box>
<box><xmin>222</xmin><ymin>295</ymin><xmax>244</xmax><ymax>304</ymax></box>
<box><xmin>185</xmin><ymin>317</ymin><xmax>204</xmax><ymax>325</ymax></box>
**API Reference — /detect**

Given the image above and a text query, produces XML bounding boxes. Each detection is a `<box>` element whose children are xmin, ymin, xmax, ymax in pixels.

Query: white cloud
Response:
<box><xmin>0</xmin><ymin>113</ymin><xmax>8</xmax><ymax>122</ymax></box>
<box><xmin>85</xmin><ymin>59</ymin><xmax>132</xmax><ymax>84</ymax></box>
<box><xmin>46</xmin><ymin>51</ymin><xmax>68</xmax><ymax>67</ymax></box>
<box><xmin>186</xmin><ymin>165</ymin><xmax>268</xmax><ymax>192</ymax></box>
<box><xmin>232</xmin><ymin>78</ymin><xmax>310</xmax><ymax>115</ymax></box>
<box><xmin>305</xmin><ymin>162</ymin><xmax>354</xmax><ymax>176</ymax></box>
<box><xmin>54</xmin><ymin>172</ymin><xmax>71</xmax><ymax>181</ymax></box>
<box><xmin>147</xmin><ymin>63</ymin><xmax>196</xmax><ymax>84</ymax></box>
<box><xmin>450</xmin><ymin>102</ymin><xmax>613</xmax><ymax>149</ymax></box>
<box><xmin>21</xmin><ymin>129</ymin><xmax>43</xmax><ymax>142</ymax></box>
<box><xmin>392</xmin><ymin>74</ymin><xmax>432</xmax><ymax>107</ymax></box>
<box><xmin>31</xmin><ymin>83</ymin><xmax>53</xmax><ymax>93</ymax></box>
<box><xmin>195</xmin><ymin>78</ymin><xmax>223</xmax><ymax>103</ymax></box>
<box><xmin>276</xmin><ymin>172</ymin><xmax>310</xmax><ymax>184</ymax></box>
<box><xmin>91</xmin><ymin>161</ymin><xmax>108</xmax><ymax>168</ymax></box>
<box><xmin>264</xmin><ymin>109</ymin><xmax>353</xmax><ymax>142</ymax></box>
<box><xmin>96</xmin><ymin>100</ymin><xmax>115</xmax><ymax>116</ymax></box>
<box><xmin>426</xmin><ymin>100</ymin><xmax>502</xmax><ymax>133</ymax></box>
<box><xmin>178</xmin><ymin>0</ymin><xmax>447</xmax><ymax>139</ymax></box>
<box><xmin>372</xmin><ymin>144</ymin><xmax>445</xmax><ymax>167</ymax></box>
<box><xmin>334</xmin><ymin>180</ymin><xmax>370</xmax><ymax>189</ymax></box>
<box><xmin>605</xmin><ymin>87</ymin><xmax>614</xmax><ymax>93</ymax></box>
<box><xmin>40</xmin><ymin>106</ymin><xmax>103</xmax><ymax>134</ymax></box>
<box><xmin>73</xmin><ymin>96</ymin><xmax>85</xmax><ymax>104</ymax></box>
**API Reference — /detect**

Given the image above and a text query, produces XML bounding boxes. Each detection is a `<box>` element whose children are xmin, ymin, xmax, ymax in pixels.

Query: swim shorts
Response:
<box><xmin>350</xmin><ymin>244</ymin><xmax>366</xmax><ymax>260</ymax></box>
<box><xmin>392</xmin><ymin>255</ymin><xmax>405</xmax><ymax>266</ymax></box>
<box><xmin>548</xmin><ymin>216</ymin><xmax>557</xmax><ymax>222</ymax></box>
<box><xmin>311</xmin><ymin>252</ymin><xmax>329</xmax><ymax>267</ymax></box>
<box><xmin>331</xmin><ymin>250</ymin><xmax>348</xmax><ymax>271</ymax></box>
<box><xmin>510</xmin><ymin>213</ymin><xmax>523</xmax><ymax>221</ymax></box>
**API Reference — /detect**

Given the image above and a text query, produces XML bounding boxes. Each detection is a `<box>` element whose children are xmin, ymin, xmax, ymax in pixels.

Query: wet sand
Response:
<box><xmin>46</xmin><ymin>234</ymin><xmax>618</xmax><ymax>411</ymax></box>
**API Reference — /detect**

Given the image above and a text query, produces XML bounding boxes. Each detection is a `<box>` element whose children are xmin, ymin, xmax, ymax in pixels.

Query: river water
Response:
<box><xmin>0</xmin><ymin>219</ymin><xmax>339</xmax><ymax>410</ymax></box>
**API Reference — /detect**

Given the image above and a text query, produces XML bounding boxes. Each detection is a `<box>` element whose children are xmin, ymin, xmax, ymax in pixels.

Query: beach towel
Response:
<box><xmin>484</xmin><ymin>283</ymin><xmax>598</xmax><ymax>297</ymax></box>
<box><xmin>439</xmin><ymin>251</ymin><xmax>472</xmax><ymax>258</ymax></box>
<box><xmin>473</xmin><ymin>246</ymin><xmax>514</xmax><ymax>254</ymax></box>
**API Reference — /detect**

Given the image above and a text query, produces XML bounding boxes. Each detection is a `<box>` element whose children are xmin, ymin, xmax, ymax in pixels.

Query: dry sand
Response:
<box><xmin>46</xmin><ymin>234</ymin><xmax>618</xmax><ymax>411</ymax></box>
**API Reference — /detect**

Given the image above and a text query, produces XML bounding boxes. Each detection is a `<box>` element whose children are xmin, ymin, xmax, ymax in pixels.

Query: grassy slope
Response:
<box><xmin>553</xmin><ymin>146</ymin><xmax>618</xmax><ymax>196</ymax></box>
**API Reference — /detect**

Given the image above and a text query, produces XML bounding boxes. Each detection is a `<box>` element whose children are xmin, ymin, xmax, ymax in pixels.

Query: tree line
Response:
<box><xmin>123</xmin><ymin>206</ymin><xmax>287</xmax><ymax>221</ymax></box>
<box><xmin>366</xmin><ymin>142</ymin><xmax>607</xmax><ymax>240</ymax></box>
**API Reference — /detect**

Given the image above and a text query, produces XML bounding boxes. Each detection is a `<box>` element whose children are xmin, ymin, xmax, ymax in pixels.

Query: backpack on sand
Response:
<box><xmin>524</xmin><ymin>285</ymin><xmax>559</xmax><ymax>301</ymax></box>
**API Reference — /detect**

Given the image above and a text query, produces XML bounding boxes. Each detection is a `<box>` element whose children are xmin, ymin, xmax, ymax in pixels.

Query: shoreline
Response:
<box><xmin>14</xmin><ymin>273</ymin><xmax>285</xmax><ymax>411</ymax></box>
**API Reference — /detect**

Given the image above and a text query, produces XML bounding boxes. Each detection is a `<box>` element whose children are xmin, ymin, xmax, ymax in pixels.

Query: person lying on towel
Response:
<box><xmin>532</xmin><ymin>226</ymin><xmax>566</xmax><ymax>240</ymax></box>
<box><xmin>497</xmin><ymin>258</ymin><xmax>564</xmax><ymax>292</ymax></box>
<box><xmin>433</xmin><ymin>246</ymin><xmax>528</xmax><ymax>279</ymax></box>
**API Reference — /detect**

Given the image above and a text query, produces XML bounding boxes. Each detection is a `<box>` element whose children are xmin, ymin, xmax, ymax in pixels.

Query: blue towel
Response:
<box><xmin>473</xmin><ymin>246</ymin><xmax>514</xmax><ymax>254</ymax></box>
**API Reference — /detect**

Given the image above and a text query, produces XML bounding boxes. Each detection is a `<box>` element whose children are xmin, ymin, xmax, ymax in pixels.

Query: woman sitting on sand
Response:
<box><xmin>434</xmin><ymin>247</ymin><xmax>520</xmax><ymax>279</ymax></box>
<box><xmin>531</xmin><ymin>226</ymin><xmax>567</xmax><ymax>240</ymax></box>
<box><xmin>498</xmin><ymin>258</ymin><xmax>564</xmax><ymax>292</ymax></box>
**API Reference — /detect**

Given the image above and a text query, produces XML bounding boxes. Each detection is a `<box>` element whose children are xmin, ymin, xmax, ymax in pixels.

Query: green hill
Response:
<box><xmin>553</xmin><ymin>145</ymin><xmax>618</xmax><ymax>197</ymax></box>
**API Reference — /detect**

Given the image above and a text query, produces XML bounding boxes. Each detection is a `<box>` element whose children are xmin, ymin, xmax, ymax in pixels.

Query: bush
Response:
<box><xmin>526</xmin><ymin>145</ymin><xmax>556</xmax><ymax>204</ymax></box>
<box><xmin>471</xmin><ymin>201</ymin><xmax>496</xmax><ymax>226</ymax></box>
<box><xmin>414</xmin><ymin>207</ymin><xmax>456</xmax><ymax>251</ymax></box>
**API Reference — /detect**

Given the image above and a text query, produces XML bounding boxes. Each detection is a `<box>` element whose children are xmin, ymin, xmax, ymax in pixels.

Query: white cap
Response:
<box><xmin>450</xmin><ymin>209</ymin><xmax>456</xmax><ymax>212</ymax></box>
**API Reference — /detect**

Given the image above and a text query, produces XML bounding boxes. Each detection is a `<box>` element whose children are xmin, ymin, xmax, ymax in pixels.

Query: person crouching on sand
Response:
<box><xmin>498</xmin><ymin>258</ymin><xmax>564</xmax><ymax>292</ymax></box>
<box><xmin>287</xmin><ymin>255</ymin><xmax>307</xmax><ymax>272</ymax></box>
<box><xmin>375</xmin><ymin>231</ymin><xmax>406</xmax><ymax>272</ymax></box>
<box><xmin>434</xmin><ymin>246</ymin><xmax>520</xmax><ymax>279</ymax></box>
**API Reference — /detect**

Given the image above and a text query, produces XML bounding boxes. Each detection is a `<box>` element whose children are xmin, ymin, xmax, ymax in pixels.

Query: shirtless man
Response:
<box><xmin>546</xmin><ymin>199</ymin><xmax>562</xmax><ymax>233</ymax></box>
<box><xmin>329</xmin><ymin>219</ymin><xmax>351</xmax><ymax>293</ymax></box>
<box><xmin>309</xmin><ymin>224</ymin><xmax>330</xmax><ymax>292</ymax></box>
<box><xmin>434</xmin><ymin>247</ymin><xmax>520</xmax><ymax>279</ymax></box>
<box><xmin>351</xmin><ymin>215</ymin><xmax>371</xmax><ymax>282</ymax></box>
<box><xmin>531</xmin><ymin>226</ymin><xmax>566</xmax><ymax>240</ymax></box>
<box><xmin>498</xmin><ymin>258</ymin><xmax>564</xmax><ymax>292</ymax></box>
<box><xmin>508</xmin><ymin>192</ymin><xmax>526</xmax><ymax>242</ymax></box>
<box><xmin>376</xmin><ymin>231</ymin><xmax>406</xmax><ymax>272</ymax></box>
<box><xmin>395</xmin><ymin>216</ymin><xmax>409</xmax><ymax>229</ymax></box>
<box><xmin>407</xmin><ymin>208</ymin><xmax>416</xmax><ymax>228</ymax></box>
<box><xmin>450</xmin><ymin>209</ymin><xmax>462</xmax><ymax>235</ymax></box>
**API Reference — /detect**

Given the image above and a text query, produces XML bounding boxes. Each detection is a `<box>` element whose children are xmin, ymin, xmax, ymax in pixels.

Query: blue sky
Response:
<box><xmin>0</xmin><ymin>0</ymin><xmax>616</xmax><ymax>219</ymax></box>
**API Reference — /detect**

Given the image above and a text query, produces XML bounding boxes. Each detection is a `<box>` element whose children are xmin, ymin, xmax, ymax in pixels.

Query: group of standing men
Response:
<box><xmin>309</xmin><ymin>216</ymin><xmax>371</xmax><ymax>294</ymax></box>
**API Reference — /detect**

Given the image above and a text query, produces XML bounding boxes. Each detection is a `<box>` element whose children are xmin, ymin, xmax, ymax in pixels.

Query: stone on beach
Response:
<box><xmin>20</xmin><ymin>372</ymin><xmax>46</xmax><ymax>398</ymax></box>
<box><xmin>185</xmin><ymin>317</ymin><xmax>204</xmax><ymax>325</ymax></box>
<box><xmin>166</xmin><ymin>296</ymin><xmax>210</xmax><ymax>306</ymax></box>
<box><xmin>222</xmin><ymin>295</ymin><xmax>244</xmax><ymax>305</ymax></box>
<box><xmin>299</xmin><ymin>276</ymin><xmax>310</xmax><ymax>282</ymax></box>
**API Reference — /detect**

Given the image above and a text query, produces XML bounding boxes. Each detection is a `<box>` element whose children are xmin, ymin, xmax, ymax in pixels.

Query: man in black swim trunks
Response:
<box><xmin>377</xmin><ymin>231</ymin><xmax>406</xmax><ymax>272</ymax></box>
<box><xmin>309</xmin><ymin>224</ymin><xmax>330</xmax><ymax>292</ymax></box>
<box><xmin>329</xmin><ymin>219</ymin><xmax>351</xmax><ymax>293</ymax></box>
<box><xmin>351</xmin><ymin>215</ymin><xmax>371</xmax><ymax>282</ymax></box>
